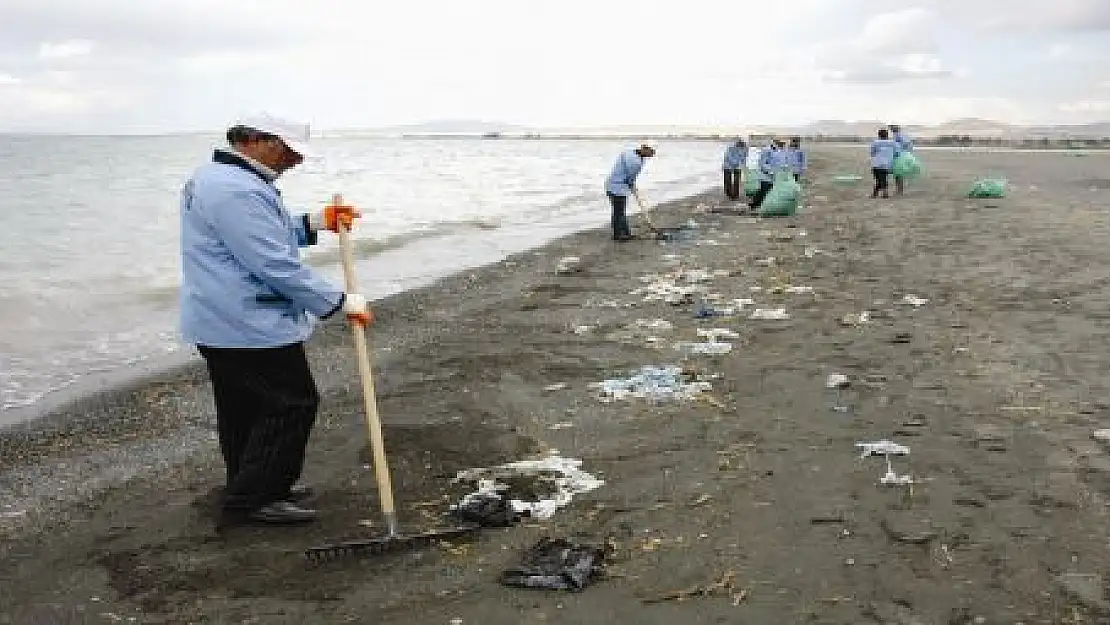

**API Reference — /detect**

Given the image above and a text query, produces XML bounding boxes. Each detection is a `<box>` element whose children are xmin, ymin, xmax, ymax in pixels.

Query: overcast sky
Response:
<box><xmin>0</xmin><ymin>0</ymin><xmax>1107</xmax><ymax>133</ymax></box>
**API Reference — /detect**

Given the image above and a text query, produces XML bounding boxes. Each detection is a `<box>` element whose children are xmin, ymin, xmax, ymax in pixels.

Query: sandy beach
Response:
<box><xmin>4</xmin><ymin>146</ymin><xmax>1110</xmax><ymax>624</ymax></box>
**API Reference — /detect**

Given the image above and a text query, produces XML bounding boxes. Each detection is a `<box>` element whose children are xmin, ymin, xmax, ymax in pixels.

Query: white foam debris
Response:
<box><xmin>590</xmin><ymin>365</ymin><xmax>713</xmax><ymax>403</ymax></box>
<box><xmin>750</xmin><ymin>308</ymin><xmax>790</xmax><ymax>320</ymax></box>
<box><xmin>453</xmin><ymin>455</ymin><xmax>605</xmax><ymax>520</ymax></box>
<box><xmin>902</xmin><ymin>294</ymin><xmax>929</xmax><ymax>307</ymax></box>
<box><xmin>826</xmin><ymin>374</ymin><xmax>850</xmax><ymax>389</ymax></box>
<box><xmin>697</xmin><ymin>328</ymin><xmax>740</xmax><ymax>341</ymax></box>
<box><xmin>856</xmin><ymin>440</ymin><xmax>910</xmax><ymax>458</ymax></box>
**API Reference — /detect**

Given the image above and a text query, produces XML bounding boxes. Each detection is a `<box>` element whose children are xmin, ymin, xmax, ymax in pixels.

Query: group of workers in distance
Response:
<box><xmin>602</xmin><ymin>123</ymin><xmax>916</xmax><ymax>240</ymax></box>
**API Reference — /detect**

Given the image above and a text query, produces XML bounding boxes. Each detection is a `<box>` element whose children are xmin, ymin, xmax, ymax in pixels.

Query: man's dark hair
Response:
<box><xmin>226</xmin><ymin>125</ymin><xmax>279</xmax><ymax>146</ymax></box>
<box><xmin>878</xmin><ymin>128</ymin><xmax>890</xmax><ymax>139</ymax></box>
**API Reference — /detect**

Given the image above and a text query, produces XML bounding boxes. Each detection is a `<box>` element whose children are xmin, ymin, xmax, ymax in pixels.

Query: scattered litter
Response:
<box><xmin>839</xmin><ymin>311</ymin><xmax>871</xmax><ymax>326</ymax></box>
<box><xmin>555</xmin><ymin>256</ymin><xmax>582</xmax><ymax>274</ymax></box>
<box><xmin>880</xmin><ymin>469</ymin><xmax>915</xmax><ymax>486</ymax></box>
<box><xmin>500</xmin><ymin>537</ymin><xmax>608</xmax><ymax>592</ymax></box>
<box><xmin>674</xmin><ymin>341</ymin><xmax>733</xmax><ymax>356</ymax></box>
<box><xmin>0</xmin><ymin>509</ymin><xmax>27</xmax><ymax>519</ymax></box>
<box><xmin>586</xmin><ymin>298</ymin><xmax>635</xmax><ymax>309</ymax></box>
<box><xmin>697</xmin><ymin>328</ymin><xmax>740</xmax><ymax>341</ymax></box>
<box><xmin>543</xmin><ymin>383</ymin><xmax>568</xmax><ymax>393</ymax></box>
<box><xmin>826</xmin><ymin>374</ymin><xmax>850</xmax><ymax>389</ymax></box>
<box><xmin>642</xmin><ymin>571</ymin><xmax>743</xmax><ymax>604</ymax></box>
<box><xmin>548</xmin><ymin>422</ymin><xmax>575</xmax><ymax>431</ymax></box>
<box><xmin>591</xmin><ymin>365</ymin><xmax>713</xmax><ymax>403</ymax></box>
<box><xmin>804</xmin><ymin>247</ymin><xmax>823</xmax><ymax>258</ymax></box>
<box><xmin>856</xmin><ymin>440</ymin><xmax>910</xmax><ymax>458</ymax></box>
<box><xmin>784</xmin><ymin>286</ymin><xmax>814</xmax><ymax>294</ymax></box>
<box><xmin>572</xmin><ymin>325</ymin><xmax>594</xmax><ymax>335</ymax></box>
<box><xmin>754</xmin><ymin>257</ymin><xmax>776</xmax><ymax>267</ymax></box>
<box><xmin>1093</xmin><ymin>429</ymin><xmax>1110</xmax><ymax>446</ymax></box>
<box><xmin>696</xmin><ymin>298</ymin><xmax>754</xmax><ymax>318</ymax></box>
<box><xmin>660</xmin><ymin>254</ymin><xmax>683</xmax><ymax>264</ymax></box>
<box><xmin>452</xmin><ymin>455</ymin><xmax>604</xmax><ymax>524</ymax></box>
<box><xmin>635</xmin><ymin>318</ymin><xmax>674</xmax><ymax>332</ymax></box>
<box><xmin>880</xmin><ymin>456</ymin><xmax>914</xmax><ymax>486</ymax></box>
<box><xmin>750</xmin><ymin>308</ymin><xmax>790</xmax><ymax>321</ymax></box>
<box><xmin>902</xmin><ymin>294</ymin><xmax>929</xmax><ymax>307</ymax></box>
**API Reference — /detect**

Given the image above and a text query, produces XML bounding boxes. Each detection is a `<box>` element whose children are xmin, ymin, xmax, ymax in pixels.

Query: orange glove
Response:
<box><xmin>311</xmin><ymin>198</ymin><xmax>362</xmax><ymax>233</ymax></box>
<box><xmin>342</xmin><ymin>293</ymin><xmax>374</xmax><ymax>327</ymax></box>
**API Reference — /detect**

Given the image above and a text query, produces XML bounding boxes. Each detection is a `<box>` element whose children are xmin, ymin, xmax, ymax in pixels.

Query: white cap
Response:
<box><xmin>231</xmin><ymin>112</ymin><xmax>319</xmax><ymax>158</ymax></box>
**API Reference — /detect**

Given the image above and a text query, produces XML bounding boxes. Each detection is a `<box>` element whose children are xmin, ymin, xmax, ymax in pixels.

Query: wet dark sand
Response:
<box><xmin>4</xmin><ymin>147</ymin><xmax>1110</xmax><ymax>623</ymax></box>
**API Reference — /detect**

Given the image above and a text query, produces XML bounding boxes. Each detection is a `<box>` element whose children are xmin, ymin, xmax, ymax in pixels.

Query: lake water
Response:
<box><xmin>0</xmin><ymin>135</ymin><xmax>726</xmax><ymax>417</ymax></box>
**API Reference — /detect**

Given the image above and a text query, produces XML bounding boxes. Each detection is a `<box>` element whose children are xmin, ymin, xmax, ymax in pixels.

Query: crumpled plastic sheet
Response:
<box><xmin>856</xmin><ymin>440</ymin><xmax>910</xmax><ymax>458</ymax></box>
<box><xmin>590</xmin><ymin>365</ymin><xmax>712</xmax><ymax>403</ymax></box>
<box><xmin>500</xmin><ymin>537</ymin><xmax>607</xmax><ymax>592</ymax></box>
<box><xmin>630</xmin><ymin>269</ymin><xmax>730</xmax><ymax>305</ymax></box>
<box><xmin>451</xmin><ymin>456</ymin><xmax>605</xmax><ymax>525</ymax></box>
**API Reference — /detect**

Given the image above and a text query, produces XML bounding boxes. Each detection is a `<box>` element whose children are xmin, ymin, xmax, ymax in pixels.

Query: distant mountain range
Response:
<box><xmin>341</xmin><ymin>118</ymin><xmax>1110</xmax><ymax>139</ymax></box>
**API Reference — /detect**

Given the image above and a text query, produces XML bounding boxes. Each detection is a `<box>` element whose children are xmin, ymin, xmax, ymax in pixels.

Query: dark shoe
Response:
<box><xmin>247</xmin><ymin>500</ymin><xmax>318</xmax><ymax>524</ymax></box>
<box><xmin>287</xmin><ymin>483</ymin><xmax>315</xmax><ymax>502</ymax></box>
<box><xmin>614</xmin><ymin>234</ymin><xmax>635</xmax><ymax>241</ymax></box>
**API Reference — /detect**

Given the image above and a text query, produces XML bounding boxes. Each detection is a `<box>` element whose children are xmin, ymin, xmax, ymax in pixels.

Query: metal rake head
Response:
<box><xmin>304</xmin><ymin>523</ymin><xmax>481</xmax><ymax>564</ymax></box>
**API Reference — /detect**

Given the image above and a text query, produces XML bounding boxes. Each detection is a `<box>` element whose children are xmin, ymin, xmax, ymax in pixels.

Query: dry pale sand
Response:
<box><xmin>3</xmin><ymin>146</ymin><xmax>1110</xmax><ymax>624</ymax></box>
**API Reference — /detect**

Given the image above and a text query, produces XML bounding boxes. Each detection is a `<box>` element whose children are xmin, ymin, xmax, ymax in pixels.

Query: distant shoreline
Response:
<box><xmin>381</xmin><ymin>134</ymin><xmax>1110</xmax><ymax>150</ymax></box>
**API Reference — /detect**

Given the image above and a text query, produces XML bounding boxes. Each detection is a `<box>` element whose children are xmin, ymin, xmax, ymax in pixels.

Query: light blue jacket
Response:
<box><xmin>179</xmin><ymin>149</ymin><xmax>343</xmax><ymax>348</ymax></box>
<box><xmin>758</xmin><ymin>147</ymin><xmax>791</xmax><ymax>182</ymax></box>
<box><xmin>605</xmin><ymin>149</ymin><xmax>646</xmax><ymax>196</ymax></box>
<box><xmin>893</xmin><ymin>131</ymin><xmax>914</xmax><ymax>152</ymax></box>
<box><xmin>722</xmin><ymin>144</ymin><xmax>748</xmax><ymax>170</ymax></box>
<box><xmin>786</xmin><ymin>147</ymin><xmax>807</xmax><ymax>175</ymax></box>
<box><xmin>869</xmin><ymin>139</ymin><xmax>902</xmax><ymax>169</ymax></box>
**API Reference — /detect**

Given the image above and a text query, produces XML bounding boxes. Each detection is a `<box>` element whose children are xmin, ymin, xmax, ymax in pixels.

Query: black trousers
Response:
<box><xmin>872</xmin><ymin>167</ymin><xmax>891</xmax><ymax>197</ymax></box>
<box><xmin>723</xmin><ymin>169</ymin><xmax>741</xmax><ymax>200</ymax></box>
<box><xmin>607</xmin><ymin>193</ymin><xmax>631</xmax><ymax>239</ymax></box>
<box><xmin>198</xmin><ymin>342</ymin><xmax>320</xmax><ymax>511</ymax></box>
<box><xmin>749</xmin><ymin>180</ymin><xmax>774</xmax><ymax>208</ymax></box>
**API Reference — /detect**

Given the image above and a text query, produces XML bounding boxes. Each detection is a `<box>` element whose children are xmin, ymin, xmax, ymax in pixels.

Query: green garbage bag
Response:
<box><xmin>743</xmin><ymin>169</ymin><xmax>760</xmax><ymax>196</ymax></box>
<box><xmin>967</xmin><ymin>178</ymin><xmax>1007</xmax><ymax>198</ymax></box>
<box><xmin>759</xmin><ymin>170</ymin><xmax>801</xmax><ymax>217</ymax></box>
<box><xmin>892</xmin><ymin>152</ymin><xmax>922</xmax><ymax>178</ymax></box>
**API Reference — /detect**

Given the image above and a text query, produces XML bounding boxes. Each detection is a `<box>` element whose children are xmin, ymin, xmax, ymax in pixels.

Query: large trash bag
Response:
<box><xmin>892</xmin><ymin>152</ymin><xmax>922</xmax><ymax>178</ymax></box>
<box><xmin>967</xmin><ymin>178</ymin><xmax>1007</xmax><ymax>198</ymax></box>
<box><xmin>759</xmin><ymin>170</ymin><xmax>801</xmax><ymax>217</ymax></box>
<box><xmin>743</xmin><ymin>169</ymin><xmax>760</xmax><ymax>196</ymax></box>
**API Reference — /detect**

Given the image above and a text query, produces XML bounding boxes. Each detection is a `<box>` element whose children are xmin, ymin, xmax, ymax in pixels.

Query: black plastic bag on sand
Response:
<box><xmin>451</xmin><ymin>493</ymin><xmax>522</xmax><ymax>528</ymax></box>
<box><xmin>500</xmin><ymin>537</ymin><xmax>607</xmax><ymax>592</ymax></box>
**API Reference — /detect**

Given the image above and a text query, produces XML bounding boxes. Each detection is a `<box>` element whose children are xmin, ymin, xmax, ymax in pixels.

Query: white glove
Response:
<box><xmin>342</xmin><ymin>293</ymin><xmax>373</xmax><ymax>326</ymax></box>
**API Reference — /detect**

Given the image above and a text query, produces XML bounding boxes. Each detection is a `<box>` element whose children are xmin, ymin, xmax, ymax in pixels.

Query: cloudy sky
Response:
<box><xmin>0</xmin><ymin>0</ymin><xmax>1107</xmax><ymax>133</ymax></box>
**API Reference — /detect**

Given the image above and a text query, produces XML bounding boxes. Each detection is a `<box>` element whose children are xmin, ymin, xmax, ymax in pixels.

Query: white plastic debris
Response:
<box><xmin>590</xmin><ymin>365</ymin><xmax>713</xmax><ymax>403</ymax></box>
<box><xmin>1093</xmin><ymin>429</ymin><xmax>1110</xmax><ymax>445</ymax></box>
<box><xmin>555</xmin><ymin>256</ymin><xmax>582</xmax><ymax>274</ymax></box>
<box><xmin>880</xmin><ymin>456</ymin><xmax>914</xmax><ymax>486</ymax></box>
<box><xmin>453</xmin><ymin>455</ymin><xmax>605</xmax><ymax>520</ymax></box>
<box><xmin>826</xmin><ymin>374</ymin><xmax>850</xmax><ymax>389</ymax></box>
<box><xmin>674</xmin><ymin>341</ymin><xmax>733</xmax><ymax>355</ymax></box>
<box><xmin>755</xmin><ymin>257</ymin><xmax>776</xmax><ymax>267</ymax></box>
<box><xmin>840</xmin><ymin>311</ymin><xmax>871</xmax><ymax>326</ymax></box>
<box><xmin>902</xmin><ymin>294</ymin><xmax>929</xmax><ymax>307</ymax></box>
<box><xmin>572</xmin><ymin>325</ymin><xmax>594</xmax><ymax>335</ymax></box>
<box><xmin>543</xmin><ymin>383</ymin><xmax>568</xmax><ymax>392</ymax></box>
<box><xmin>856</xmin><ymin>440</ymin><xmax>910</xmax><ymax>458</ymax></box>
<box><xmin>785</xmin><ymin>286</ymin><xmax>814</xmax><ymax>294</ymax></box>
<box><xmin>697</xmin><ymin>328</ymin><xmax>740</xmax><ymax>341</ymax></box>
<box><xmin>750</xmin><ymin>308</ymin><xmax>790</xmax><ymax>321</ymax></box>
<box><xmin>635</xmin><ymin>318</ymin><xmax>674</xmax><ymax>331</ymax></box>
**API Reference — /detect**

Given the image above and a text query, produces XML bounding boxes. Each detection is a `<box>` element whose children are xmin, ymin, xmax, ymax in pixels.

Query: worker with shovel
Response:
<box><xmin>179</xmin><ymin>113</ymin><xmax>372</xmax><ymax>525</ymax></box>
<box><xmin>604</xmin><ymin>143</ymin><xmax>656</xmax><ymax>241</ymax></box>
